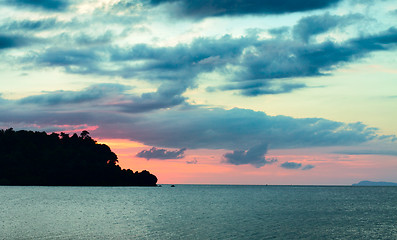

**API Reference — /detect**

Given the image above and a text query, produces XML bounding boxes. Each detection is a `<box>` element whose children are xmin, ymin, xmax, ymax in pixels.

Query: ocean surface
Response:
<box><xmin>1</xmin><ymin>185</ymin><xmax>397</xmax><ymax>239</ymax></box>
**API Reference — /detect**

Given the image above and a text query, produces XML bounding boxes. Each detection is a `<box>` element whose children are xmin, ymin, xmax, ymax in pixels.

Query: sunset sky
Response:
<box><xmin>1</xmin><ymin>0</ymin><xmax>397</xmax><ymax>184</ymax></box>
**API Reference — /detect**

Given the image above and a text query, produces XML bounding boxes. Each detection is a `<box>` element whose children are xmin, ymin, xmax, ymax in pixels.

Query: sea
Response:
<box><xmin>1</xmin><ymin>185</ymin><xmax>396</xmax><ymax>240</ymax></box>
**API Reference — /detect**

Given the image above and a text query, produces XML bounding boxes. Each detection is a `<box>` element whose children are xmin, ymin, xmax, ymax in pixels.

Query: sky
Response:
<box><xmin>1</xmin><ymin>0</ymin><xmax>397</xmax><ymax>185</ymax></box>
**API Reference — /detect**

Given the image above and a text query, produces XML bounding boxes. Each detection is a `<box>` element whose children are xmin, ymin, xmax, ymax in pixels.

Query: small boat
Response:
<box><xmin>170</xmin><ymin>185</ymin><xmax>175</xmax><ymax>187</ymax></box>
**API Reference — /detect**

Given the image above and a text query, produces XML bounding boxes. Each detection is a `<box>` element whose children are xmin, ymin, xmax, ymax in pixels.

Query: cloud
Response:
<box><xmin>280</xmin><ymin>162</ymin><xmax>315</xmax><ymax>170</ymax></box>
<box><xmin>108</xmin><ymin>35</ymin><xmax>249</xmax><ymax>81</ymax></box>
<box><xmin>301</xmin><ymin>165</ymin><xmax>315</xmax><ymax>170</ymax></box>
<box><xmin>227</xmin><ymin>27</ymin><xmax>397</xmax><ymax>96</ymax></box>
<box><xmin>0</xmin><ymin>0</ymin><xmax>395</xmax><ymax>174</ymax></box>
<box><xmin>34</xmin><ymin>47</ymin><xmax>102</xmax><ymax>70</ymax></box>
<box><xmin>1</xmin><ymin>88</ymin><xmax>392</xmax><ymax>152</ymax></box>
<box><xmin>224</xmin><ymin>143</ymin><xmax>277</xmax><ymax>168</ymax></box>
<box><xmin>136</xmin><ymin>147</ymin><xmax>186</xmax><ymax>160</ymax></box>
<box><xmin>0</xmin><ymin>1</ymin><xmax>396</xmax><ymax>100</ymax></box>
<box><xmin>74</xmin><ymin>32</ymin><xmax>114</xmax><ymax>46</ymax></box>
<box><xmin>120</xmin><ymin>108</ymin><xmax>384</xmax><ymax>150</ymax></box>
<box><xmin>0</xmin><ymin>7</ymin><xmax>144</xmax><ymax>36</ymax></box>
<box><xmin>18</xmin><ymin>84</ymin><xmax>129</xmax><ymax>106</ymax></box>
<box><xmin>149</xmin><ymin>0</ymin><xmax>342</xmax><ymax>18</ymax></box>
<box><xmin>4</xmin><ymin>0</ymin><xmax>71</xmax><ymax>11</ymax></box>
<box><xmin>0</xmin><ymin>34</ymin><xmax>32</xmax><ymax>49</ymax></box>
<box><xmin>280</xmin><ymin>161</ymin><xmax>302</xmax><ymax>169</ymax></box>
<box><xmin>218</xmin><ymin>81</ymin><xmax>307</xmax><ymax>96</ymax></box>
<box><xmin>336</xmin><ymin>149</ymin><xmax>397</xmax><ymax>156</ymax></box>
<box><xmin>119</xmin><ymin>83</ymin><xmax>187</xmax><ymax>113</ymax></box>
<box><xmin>351</xmin><ymin>27</ymin><xmax>397</xmax><ymax>50</ymax></box>
<box><xmin>27</xmin><ymin>26</ymin><xmax>397</xmax><ymax>97</ymax></box>
<box><xmin>0</xmin><ymin>18</ymin><xmax>58</xmax><ymax>32</ymax></box>
<box><xmin>292</xmin><ymin>13</ymin><xmax>365</xmax><ymax>43</ymax></box>
<box><xmin>16</xmin><ymin>83</ymin><xmax>186</xmax><ymax>113</ymax></box>
<box><xmin>31</xmin><ymin>35</ymin><xmax>249</xmax><ymax>99</ymax></box>
<box><xmin>186</xmin><ymin>158</ymin><xmax>198</xmax><ymax>164</ymax></box>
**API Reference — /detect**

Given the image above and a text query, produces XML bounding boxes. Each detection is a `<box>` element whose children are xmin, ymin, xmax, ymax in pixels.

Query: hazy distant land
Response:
<box><xmin>0</xmin><ymin>128</ymin><xmax>157</xmax><ymax>186</ymax></box>
<box><xmin>353</xmin><ymin>181</ymin><xmax>397</xmax><ymax>186</ymax></box>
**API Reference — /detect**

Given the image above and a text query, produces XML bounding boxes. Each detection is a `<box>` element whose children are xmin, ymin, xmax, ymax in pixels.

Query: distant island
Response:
<box><xmin>0</xmin><ymin>128</ymin><xmax>157</xmax><ymax>186</ymax></box>
<box><xmin>352</xmin><ymin>181</ymin><xmax>397</xmax><ymax>186</ymax></box>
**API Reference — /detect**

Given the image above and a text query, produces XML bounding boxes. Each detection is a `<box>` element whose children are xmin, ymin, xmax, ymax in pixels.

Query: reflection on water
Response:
<box><xmin>1</xmin><ymin>185</ymin><xmax>397</xmax><ymax>239</ymax></box>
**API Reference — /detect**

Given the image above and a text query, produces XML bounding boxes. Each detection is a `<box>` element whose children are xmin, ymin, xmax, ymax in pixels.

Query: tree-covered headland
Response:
<box><xmin>0</xmin><ymin>128</ymin><xmax>157</xmax><ymax>186</ymax></box>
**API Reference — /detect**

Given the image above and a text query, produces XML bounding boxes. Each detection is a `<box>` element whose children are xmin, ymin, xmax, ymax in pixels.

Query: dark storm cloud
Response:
<box><xmin>149</xmin><ymin>0</ymin><xmax>342</xmax><ymax>18</ymax></box>
<box><xmin>280</xmin><ymin>161</ymin><xmax>302</xmax><ymax>169</ymax></box>
<box><xmin>136</xmin><ymin>147</ymin><xmax>186</xmax><ymax>160</ymax></box>
<box><xmin>301</xmin><ymin>165</ymin><xmax>315</xmax><ymax>170</ymax></box>
<box><xmin>4</xmin><ymin>0</ymin><xmax>70</xmax><ymax>11</ymax></box>
<box><xmin>224</xmin><ymin>143</ymin><xmax>277</xmax><ymax>168</ymax></box>
<box><xmin>292</xmin><ymin>13</ymin><xmax>365</xmax><ymax>42</ymax></box>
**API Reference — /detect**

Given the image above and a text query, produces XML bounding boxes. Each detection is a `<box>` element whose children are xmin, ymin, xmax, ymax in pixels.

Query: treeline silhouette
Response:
<box><xmin>0</xmin><ymin>128</ymin><xmax>157</xmax><ymax>186</ymax></box>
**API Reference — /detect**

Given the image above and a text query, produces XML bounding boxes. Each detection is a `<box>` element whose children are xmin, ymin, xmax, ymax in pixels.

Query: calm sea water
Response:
<box><xmin>1</xmin><ymin>185</ymin><xmax>396</xmax><ymax>239</ymax></box>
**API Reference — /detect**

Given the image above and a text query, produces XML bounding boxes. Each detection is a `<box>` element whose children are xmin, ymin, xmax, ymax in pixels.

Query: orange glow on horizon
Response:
<box><xmin>96</xmin><ymin>138</ymin><xmax>146</xmax><ymax>149</ymax></box>
<box><xmin>98</xmin><ymin>138</ymin><xmax>397</xmax><ymax>185</ymax></box>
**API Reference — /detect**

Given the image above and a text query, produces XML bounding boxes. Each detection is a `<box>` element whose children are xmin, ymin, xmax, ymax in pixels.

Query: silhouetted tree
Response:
<box><xmin>0</xmin><ymin>128</ymin><xmax>157</xmax><ymax>186</ymax></box>
<box><xmin>80</xmin><ymin>130</ymin><xmax>90</xmax><ymax>139</ymax></box>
